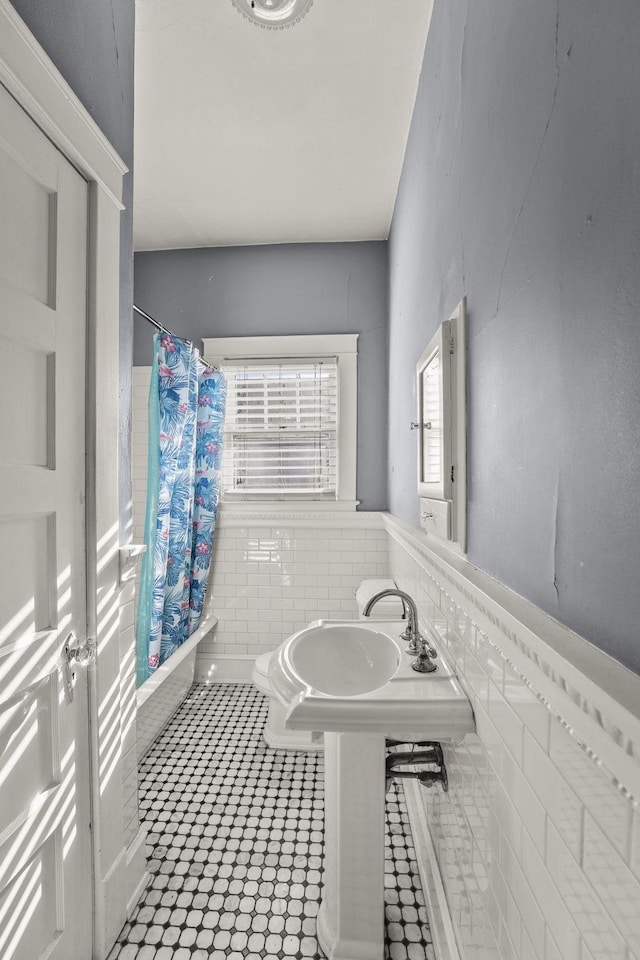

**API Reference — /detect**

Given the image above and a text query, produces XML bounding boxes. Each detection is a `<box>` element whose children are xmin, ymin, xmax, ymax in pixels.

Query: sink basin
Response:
<box><xmin>286</xmin><ymin>623</ymin><xmax>400</xmax><ymax>696</ymax></box>
<box><xmin>269</xmin><ymin>618</ymin><xmax>475</xmax><ymax>740</ymax></box>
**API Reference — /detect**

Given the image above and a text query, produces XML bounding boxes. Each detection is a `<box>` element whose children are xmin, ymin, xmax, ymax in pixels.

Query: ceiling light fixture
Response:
<box><xmin>231</xmin><ymin>0</ymin><xmax>314</xmax><ymax>29</ymax></box>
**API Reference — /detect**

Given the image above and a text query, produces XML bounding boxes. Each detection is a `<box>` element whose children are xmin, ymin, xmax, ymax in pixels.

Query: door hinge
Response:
<box><xmin>451</xmin><ymin>465</ymin><xmax>455</xmax><ymax>483</ymax></box>
<box><xmin>449</xmin><ymin>336</ymin><xmax>455</xmax><ymax>355</ymax></box>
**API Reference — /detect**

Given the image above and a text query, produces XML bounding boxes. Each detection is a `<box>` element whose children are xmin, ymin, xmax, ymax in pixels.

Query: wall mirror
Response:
<box><xmin>416</xmin><ymin>299</ymin><xmax>466</xmax><ymax>551</ymax></box>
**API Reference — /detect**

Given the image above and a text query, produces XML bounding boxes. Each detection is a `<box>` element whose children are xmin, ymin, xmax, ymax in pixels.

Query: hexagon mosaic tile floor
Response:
<box><xmin>108</xmin><ymin>683</ymin><xmax>435</xmax><ymax>960</ymax></box>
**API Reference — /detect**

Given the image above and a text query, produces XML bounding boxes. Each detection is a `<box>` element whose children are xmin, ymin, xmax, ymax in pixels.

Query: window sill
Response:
<box><xmin>217</xmin><ymin>499</ymin><xmax>359</xmax><ymax>519</ymax></box>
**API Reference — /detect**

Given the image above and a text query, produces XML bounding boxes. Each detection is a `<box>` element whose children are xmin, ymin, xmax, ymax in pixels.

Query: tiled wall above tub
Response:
<box><xmin>197</xmin><ymin>515</ymin><xmax>389</xmax><ymax>676</ymax></box>
<box><xmin>385</xmin><ymin>516</ymin><xmax>640</xmax><ymax>960</ymax></box>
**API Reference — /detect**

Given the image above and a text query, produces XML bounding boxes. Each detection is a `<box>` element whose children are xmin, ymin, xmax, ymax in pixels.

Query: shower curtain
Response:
<box><xmin>136</xmin><ymin>332</ymin><xmax>226</xmax><ymax>686</ymax></box>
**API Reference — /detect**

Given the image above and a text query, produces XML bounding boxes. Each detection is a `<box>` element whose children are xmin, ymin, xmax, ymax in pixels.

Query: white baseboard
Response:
<box><xmin>93</xmin><ymin>846</ymin><xmax>128</xmax><ymax>960</ymax></box>
<box><xmin>404</xmin><ymin>780</ymin><xmax>461</xmax><ymax>960</ymax></box>
<box><xmin>194</xmin><ymin>652</ymin><xmax>256</xmax><ymax>682</ymax></box>
<box><xmin>125</xmin><ymin>825</ymin><xmax>149</xmax><ymax>918</ymax></box>
<box><xmin>95</xmin><ymin>825</ymin><xmax>150</xmax><ymax>959</ymax></box>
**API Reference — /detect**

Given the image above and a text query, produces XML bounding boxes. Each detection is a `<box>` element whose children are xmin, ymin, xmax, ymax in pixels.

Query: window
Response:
<box><xmin>203</xmin><ymin>335</ymin><xmax>358</xmax><ymax>508</ymax></box>
<box><xmin>416</xmin><ymin>299</ymin><xmax>466</xmax><ymax>551</ymax></box>
<box><xmin>222</xmin><ymin>358</ymin><xmax>337</xmax><ymax>496</ymax></box>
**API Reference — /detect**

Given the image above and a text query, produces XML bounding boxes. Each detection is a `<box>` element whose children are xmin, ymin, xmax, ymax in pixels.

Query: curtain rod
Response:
<box><xmin>133</xmin><ymin>304</ymin><xmax>218</xmax><ymax>371</ymax></box>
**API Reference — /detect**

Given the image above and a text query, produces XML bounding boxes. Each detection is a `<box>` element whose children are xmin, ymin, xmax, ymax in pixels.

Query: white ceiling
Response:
<box><xmin>133</xmin><ymin>0</ymin><xmax>433</xmax><ymax>251</ymax></box>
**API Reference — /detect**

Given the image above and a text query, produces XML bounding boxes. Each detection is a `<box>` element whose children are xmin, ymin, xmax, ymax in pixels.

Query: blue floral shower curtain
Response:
<box><xmin>136</xmin><ymin>332</ymin><xmax>226</xmax><ymax>686</ymax></box>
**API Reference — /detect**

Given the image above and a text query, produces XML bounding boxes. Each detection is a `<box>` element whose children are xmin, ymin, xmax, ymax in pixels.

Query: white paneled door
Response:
<box><xmin>0</xmin><ymin>81</ymin><xmax>93</xmax><ymax>959</ymax></box>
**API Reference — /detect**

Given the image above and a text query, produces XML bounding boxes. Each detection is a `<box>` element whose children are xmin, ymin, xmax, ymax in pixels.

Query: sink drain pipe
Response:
<box><xmin>385</xmin><ymin>739</ymin><xmax>448</xmax><ymax>793</ymax></box>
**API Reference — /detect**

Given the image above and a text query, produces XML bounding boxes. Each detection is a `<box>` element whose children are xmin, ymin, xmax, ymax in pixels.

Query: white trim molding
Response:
<box><xmin>0</xmin><ymin>0</ymin><xmax>127</xmax><ymax>207</ymax></box>
<box><xmin>215</xmin><ymin>503</ymin><xmax>377</xmax><ymax>527</ymax></box>
<box><xmin>383</xmin><ymin>513</ymin><xmax>640</xmax><ymax>801</ymax></box>
<box><xmin>403</xmin><ymin>781</ymin><xmax>461</xmax><ymax>960</ymax></box>
<box><xmin>204</xmin><ymin>333</ymin><xmax>358</xmax><ymax>362</ymax></box>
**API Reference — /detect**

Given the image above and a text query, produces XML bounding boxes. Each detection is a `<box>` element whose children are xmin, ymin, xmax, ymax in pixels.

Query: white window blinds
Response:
<box><xmin>221</xmin><ymin>358</ymin><xmax>338</xmax><ymax>497</ymax></box>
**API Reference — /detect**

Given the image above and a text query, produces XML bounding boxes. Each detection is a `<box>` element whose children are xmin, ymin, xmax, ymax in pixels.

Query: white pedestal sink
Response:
<box><xmin>269</xmin><ymin>619</ymin><xmax>475</xmax><ymax>960</ymax></box>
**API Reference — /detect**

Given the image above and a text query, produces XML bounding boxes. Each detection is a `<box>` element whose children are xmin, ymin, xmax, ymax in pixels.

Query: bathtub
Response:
<box><xmin>136</xmin><ymin>616</ymin><xmax>218</xmax><ymax>760</ymax></box>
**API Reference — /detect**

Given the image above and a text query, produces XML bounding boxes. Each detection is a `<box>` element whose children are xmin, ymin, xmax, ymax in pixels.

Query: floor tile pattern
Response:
<box><xmin>108</xmin><ymin>683</ymin><xmax>434</xmax><ymax>960</ymax></box>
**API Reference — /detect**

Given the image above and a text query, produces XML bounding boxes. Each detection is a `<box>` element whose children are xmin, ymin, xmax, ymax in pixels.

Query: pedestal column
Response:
<box><xmin>317</xmin><ymin>732</ymin><xmax>386</xmax><ymax>960</ymax></box>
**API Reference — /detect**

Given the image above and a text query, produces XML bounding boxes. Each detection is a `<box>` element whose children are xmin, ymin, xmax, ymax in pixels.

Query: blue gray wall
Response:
<box><xmin>389</xmin><ymin>0</ymin><xmax>640</xmax><ymax>673</ymax></box>
<box><xmin>10</xmin><ymin>0</ymin><xmax>135</xmax><ymax>538</ymax></box>
<box><xmin>134</xmin><ymin>242</ymin><xmax>388</xmax><ymax>511</ymax></box>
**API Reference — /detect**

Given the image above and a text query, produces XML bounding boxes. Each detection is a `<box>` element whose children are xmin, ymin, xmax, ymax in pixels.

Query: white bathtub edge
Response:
<box><xmin>194</xmin><ymin>652</ymin><xmax>256</xmax><ymax>683</ymax></box>
<box><xmin>137</xmin><ymin>615</ymin><xmax>218</xmax><ymax>710</ymax></box>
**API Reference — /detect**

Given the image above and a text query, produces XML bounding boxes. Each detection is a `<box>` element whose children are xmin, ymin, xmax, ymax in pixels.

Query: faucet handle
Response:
<box><xmin>407</xmin><ymin>629</ymin><xmax>436</xmax><ymax>659</ymax></box>
<box><xmin>420</xmin><ymin>631</ymin><xmax>438</xmax><ymax>659</ymax></box>
<box><xmin>411</xmin><ymin>647</ymin><xmax>438</xmax><ymax>673</ymax></box>
<box><xmin>414</xmin><ymin>631</ymin><xmax>438</xmax><ymax>660</ymax></box>
<box><xmin>405</xmin><ymin>630</ymin><xmax>422</xmax><ymax>655</ymax></box>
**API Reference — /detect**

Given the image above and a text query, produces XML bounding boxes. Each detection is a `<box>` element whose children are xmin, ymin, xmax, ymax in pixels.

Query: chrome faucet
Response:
<box><xmin>362</xmin><ymin>589</ymin><xmax>438</xmax><ymax>674</ymax></box>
